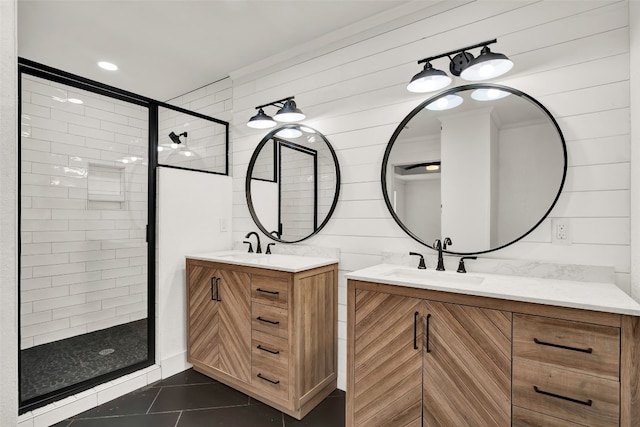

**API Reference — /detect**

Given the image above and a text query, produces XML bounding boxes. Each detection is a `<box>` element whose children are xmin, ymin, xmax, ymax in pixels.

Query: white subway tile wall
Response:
<box><xmin>157</xmin><ymin>106</ymin><xmax>227</xmax><ymax>173</ymax></box>
<box><xmin>20</xmin><ymin>74</ymin><xmax>149</xmax><ymax>349</ymax></box>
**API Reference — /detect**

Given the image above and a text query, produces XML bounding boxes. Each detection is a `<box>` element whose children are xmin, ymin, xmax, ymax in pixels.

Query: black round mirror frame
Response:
<box><xmin>246</xmin><ymin>124</ymin><xmax>341</xmax><ymax>244</ymax></box>
<box><xmin>381</xmin><ymin>83</ymin><xmax>568</xmax><ymax>256</ymax></box>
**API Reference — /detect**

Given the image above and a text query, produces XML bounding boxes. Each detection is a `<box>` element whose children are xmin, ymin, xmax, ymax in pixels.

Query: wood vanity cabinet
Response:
<box><xmin>350</xmin><ymin>288</ymin><xmax>510</xmax><ymax>426</ymax></box>
<box><xmin>347</xmin><ymin>279</ymin><xmax>640</xmax><ymax>427</ymax></box>
<box><xmin>186</xmin><ymin>258</ymin><xmax>338</xmax><ymax>420</ymax></box>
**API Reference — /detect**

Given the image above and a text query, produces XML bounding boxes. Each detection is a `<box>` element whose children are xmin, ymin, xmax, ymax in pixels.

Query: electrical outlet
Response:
<box><xmin>552</xmin><ymin>218</ymin><xmax>570</xmax><ymax>244</ymax></box>
<box><xmin>556</xmin><ymin>222</ymin><xmax>567</xmax><ymax>240</ymax></box>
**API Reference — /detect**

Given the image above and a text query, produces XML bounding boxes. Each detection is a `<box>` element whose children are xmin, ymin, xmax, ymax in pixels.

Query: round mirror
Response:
<box><xmin>246</xmin><ymin>124</ymin><xmax>341</xmax><ymax>243</ymax></box>
<box><xmin>382</xmin><ymin>84</ymin><xmax>567</xmax><ymax>255</ymax></box>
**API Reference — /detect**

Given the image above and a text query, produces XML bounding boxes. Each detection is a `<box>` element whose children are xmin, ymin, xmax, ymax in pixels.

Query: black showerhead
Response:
<box><xmin>169</xmin><ymin>131</ymin><xmax>188</xmax><ymax>145</ymax></box>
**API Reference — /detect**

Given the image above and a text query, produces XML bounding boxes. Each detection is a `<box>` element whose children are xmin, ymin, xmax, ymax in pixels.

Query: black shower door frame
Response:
<box><xmin>17</xmin><ymin>58</ymin><xmax>229</xmax><ymax>413</ymax></box>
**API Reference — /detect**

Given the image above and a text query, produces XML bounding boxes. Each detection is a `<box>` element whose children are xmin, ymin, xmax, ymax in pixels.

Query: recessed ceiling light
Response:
<box><xmin>98</xmin><ymin>61</ymin><xmax>118</xmax><ymax>71</ymax></box>
<box><xmin>67</xmin><ymin>98</ymin><xmax>83</xmax><ymax>104</ymax></box>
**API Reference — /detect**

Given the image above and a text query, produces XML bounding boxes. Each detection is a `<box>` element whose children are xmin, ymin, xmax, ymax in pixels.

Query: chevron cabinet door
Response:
<box><xmin>422</xmin><ymin>301</ymin><xmax>512</xmax><ymax>427</ymax></box>
<box><xmin>352</xmin><ymin>289</ymin><xmax>423</xmax><ymax>427</ymax></box>
<box><xmin>218</xmin><ymin>268</ymin><xmax>252</xmax><ymax>383</ymax></box>
<box><xmin>187</xmin><ymin>263</ymin><xmax>221</xmax><ymax>370</ymax></box>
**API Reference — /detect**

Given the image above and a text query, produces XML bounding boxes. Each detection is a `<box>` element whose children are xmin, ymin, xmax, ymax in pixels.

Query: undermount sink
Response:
<box><xmin>380</xmin><ymin>267</ymin><xmax>484</xmax><ymax>286</ymax></box>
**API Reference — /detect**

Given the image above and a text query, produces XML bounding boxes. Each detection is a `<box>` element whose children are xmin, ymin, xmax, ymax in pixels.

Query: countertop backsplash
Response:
<box><xmin>232</xmin><ymin>241</ymin><xmax>340</xmax><ymax>260</ymax></box>
<box><xmin>382</xmin><ymin>251</ymin><xmax>615</xmax><ymax>284</ymax></box>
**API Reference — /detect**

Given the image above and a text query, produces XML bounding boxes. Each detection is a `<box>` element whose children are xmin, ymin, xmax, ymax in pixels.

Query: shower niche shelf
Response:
<box><xmin>87</xmin><ymin>163</ymin><xmax>126</xmax><ymax>209</ymax></box>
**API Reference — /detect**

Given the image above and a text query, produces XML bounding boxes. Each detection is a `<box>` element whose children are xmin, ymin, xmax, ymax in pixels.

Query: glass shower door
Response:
<box><xmin>19</xmin><ymin>71</ymin><xmax>152</xmax><ymax>408</ymax></box>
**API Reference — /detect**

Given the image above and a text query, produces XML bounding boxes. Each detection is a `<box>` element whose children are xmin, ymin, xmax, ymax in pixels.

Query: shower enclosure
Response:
<box><xmin>18</xmin><ymin>59</ymin><xmax>228</xmax><ymax>413</ymax></box>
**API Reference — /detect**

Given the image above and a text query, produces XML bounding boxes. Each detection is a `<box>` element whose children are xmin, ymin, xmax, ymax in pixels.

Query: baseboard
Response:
<box><xmin>159</xmin><ymin>350</ymin><xmax>191</xmax><ymax>379</ymax></box>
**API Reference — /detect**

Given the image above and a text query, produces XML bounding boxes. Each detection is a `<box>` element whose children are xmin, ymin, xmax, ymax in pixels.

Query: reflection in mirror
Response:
<box><xmin>247</xmin><ymin>125</ymin><xmax>340</xmax><ymax>243</ymax></box>
<box><xmin>383</xmin><ymin>84</ymin><xmax>566</xmax><ymax>254</ymax></box>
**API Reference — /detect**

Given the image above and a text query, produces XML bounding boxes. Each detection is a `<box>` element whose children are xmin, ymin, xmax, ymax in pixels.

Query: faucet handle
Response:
<box><xmin>243</xmin><ymin>241</ymin><xmax>254</xmax><ymax>253</ymax></box>
<box><xmin>443</xmin><ymin>237</ymin><xmax>452</xmax><ymax>249</ymax></box>
<box><xmin>266</xmin><ymin>243</ymin><xmax>275</xmax><ymax>254</ymax></box>
<box><xmin>409</xmin><ymin>252</ymin><xmax>426</xmax><ymax>269</ymax></box>
<box><xmin>457</xmin><ymin>256</ymin><xmax>477</xmax><ymax>273</ymax></box>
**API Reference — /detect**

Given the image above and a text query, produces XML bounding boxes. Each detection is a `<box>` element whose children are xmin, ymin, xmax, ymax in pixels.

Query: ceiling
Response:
<box><xmin>18</xmin><ymin>0</ymin><xmax>415</xmax><ymax>101</ymax></box>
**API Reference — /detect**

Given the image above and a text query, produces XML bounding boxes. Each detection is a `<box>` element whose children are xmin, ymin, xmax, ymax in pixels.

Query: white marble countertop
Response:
<box><xmin>186</xmin><ymin>250</ymin><xmax>338</xmax><ymax>273</ymax></box>
<box><xmin>346</xmin><ymin>264</ymin><xmax>640</xmax><ymax>317</ymax></box>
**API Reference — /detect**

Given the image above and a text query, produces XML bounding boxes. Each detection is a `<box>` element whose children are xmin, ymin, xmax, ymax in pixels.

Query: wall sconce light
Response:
<box><xmin>407</xmin><ymin>39</ymin><xmax>513</xmax><ymax>93</ymax></box>
<box><xmin>247</xmin><ymin>96</ymin><xmax>306</xmax><ymax>129</ymax></box>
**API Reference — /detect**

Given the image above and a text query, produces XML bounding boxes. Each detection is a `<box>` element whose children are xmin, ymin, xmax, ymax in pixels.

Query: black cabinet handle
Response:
<box><xmin>257</xmin><ymin>288</ymin><xmax>279</xmax><ymax>295</ymax></box>
<box><xmin>257</xmin><ymin>316</ymin><xmax>280</xmax><ymax>325</ymax></box>
<box><xmin>210</xmin><ymin>277</ymin><xmax>216</xmax><ymax>301</ymax></box>
<box><xmin>533</xmin><ymin>386</ymin><xmax>593</xmax><ymax>406</ymax></box>
<box><xmin>257</xmin><ymin>345</ymin><xmax>280</xmax><ymax>355</ymax></box>
<box><xmin>215</xmin><ymin>277</ymin><xmax>221</xmax><ymax>301</ymax></box>
<box><xmin>426</xmin><ymin>314</ymin><xmax>431</xmax><ymax>353</ymax></box>
<box><xmin>533</xmin><ymin>338</ymin><xmax>593</xmax><ymax>354</ymax></box>
<box><xmin>257</xmin><ymin>373</ymin><xmax>280</xmax><ymax>385</ymax></box>
<box><xmin>413</xmin><ymin>312</ymin><xmax>419</xmax><ymax>350</ymax></box>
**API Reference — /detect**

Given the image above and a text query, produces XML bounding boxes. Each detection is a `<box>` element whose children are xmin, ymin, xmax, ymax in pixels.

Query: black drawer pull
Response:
<box><xmin>413</xmin><ymin>312</ymin><xmax>419</xmax><ymax>350</ymax></box>
<box><xmin>426</xmin><ymin>314</ymin><xmax>431</xmax><ymax>353</ymax></box>
<box><xmin>257</xmin><ymin>373</ymin><xmax>280</xmax><ymax>384</ymax></box>
<box><xmin>533</xmin><ymin>386</ymin><xmax>593</xmax><ymax>406</ymax></box>
<box><xmin>257</xmin><ymin>288</ymin><xmax>279</xmax><ymax>295</ymax></box>
<box><xmin>533</xmin><ymin>338</ymin><xmax>593</xmax><ymax>354</ymax></box>
<box><xmin>257</xmin><ymin>316</ymin><xmax>280</xmax><ymax>325</ymax></box>
<box><xmin>257</xmin><ymin>345</ymin><xmax>280</xmax><ymax>355</ymax></box>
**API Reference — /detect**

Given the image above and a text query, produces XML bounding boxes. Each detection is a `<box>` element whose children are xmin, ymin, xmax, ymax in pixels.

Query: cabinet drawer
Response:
<box><xmin>252</xmin><ymin>329</ymin><xmax>289</xmax><ymax>368</ymax></box>
<box><xmin>252</xmin><ymin>275</ymin><xmax>288</xmax><ymax>309</ymax></box>
<box><xmin>252</xmin><ymin>302</ymin><xmax>288</xmax><ymax>339</ymax></box>
<box><xmin>252</xmin><ymin>352</ymin><xmax>289</xmax><ymax>401</ymax></box>
<box><xmin>513</xmin><ymin>358</ymin><xmax>619</xmax><ymax>427</ymax></box>
<box><xmin>513</xmin><ymin>406</ymin><xmax>586</xmax><ymax>427</ymax></box>
<box><xmin>513</xmin><ymin>314</ymin><xmax>619</xmax><ymax>380</ymax></box>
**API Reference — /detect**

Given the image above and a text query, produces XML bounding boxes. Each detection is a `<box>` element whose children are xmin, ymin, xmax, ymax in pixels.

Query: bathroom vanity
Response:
<box><xmin>185</xmin><ymin>251</ymin><xmax>338</xmax><ymax>419</ymax></box>
<box><xmin>345</xmin><ymin>265</ymin><xmax>640</xmax><ymax>427</ymax></box>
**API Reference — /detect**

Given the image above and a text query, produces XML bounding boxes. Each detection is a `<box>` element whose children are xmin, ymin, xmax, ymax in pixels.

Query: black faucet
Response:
<box><xmin>409</xmin><ymin>252</ymin><xmax>426</xmax><ymax>269</ymax></box>
<box><xmin>433</xmin><ymin>237</ymin><xmax>452</xmax><ymax>271</ymax></box>
<box><xmin>244</xmin><ymin>231</ymin><xmax>262</xmax><ymax>254</ymax></box>
<box><xmin>457</xmin><ymin>256</ymin><xmax>477</xmax><ymax>273</ymax></box>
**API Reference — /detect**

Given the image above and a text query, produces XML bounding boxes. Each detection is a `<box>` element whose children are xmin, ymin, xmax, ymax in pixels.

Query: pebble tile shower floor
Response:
<box><xmin>52</xmin><ymin>369</ymin><xmax>345</xmax><ymax>427</ymax></box>
<box><xmin>21</xmin><ymin>320</ymin><xmax>148</xmax><ymax>401</ymax></box>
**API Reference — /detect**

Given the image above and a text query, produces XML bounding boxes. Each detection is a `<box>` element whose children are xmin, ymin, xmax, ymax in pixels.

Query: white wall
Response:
<box><xmin>156</xmin><ymin>167</ymin><xmax>232</xmax><ymax>377</ymax></box>
<box><xmin>156</xmin><ymin>79</ymin><xmax>234</xmax><ymax>378</ymax></box>
<box><xmin>228</xmin><ymin>0</ymin><xmax>632</xmax><ymax>389</ymax></box>
<box><xmin>0</xmin><ymin>0</ymin><xmax>18</xmax><ymax>424</ymax></box>
<box><xmin>20</xmin><ymin>74</ymin><xmax>150</xmax><ymax>348</ymax></box>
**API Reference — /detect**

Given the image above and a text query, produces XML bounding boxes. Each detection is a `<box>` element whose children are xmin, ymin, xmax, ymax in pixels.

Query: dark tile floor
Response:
<box><xmin>52</xmin><ymin>369</ymin><xmax>345</xmax><ymax>427</ymax></box>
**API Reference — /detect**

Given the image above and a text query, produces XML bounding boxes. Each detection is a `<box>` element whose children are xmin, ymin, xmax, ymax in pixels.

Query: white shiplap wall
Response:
<box><xmin>228</xmin><ymin>0</ymin><xmax>631</xmax><ymax>389</ymax></box>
